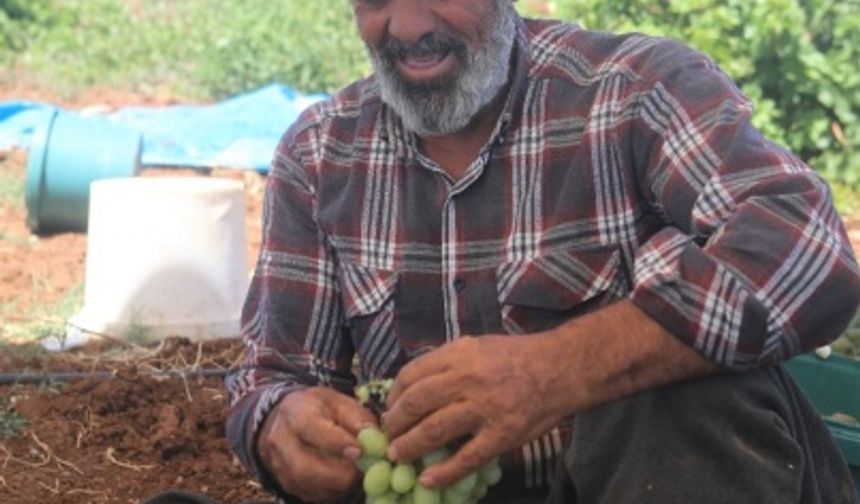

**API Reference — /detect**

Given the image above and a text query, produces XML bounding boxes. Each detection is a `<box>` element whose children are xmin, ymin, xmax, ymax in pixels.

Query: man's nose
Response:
<box><xmin>387</xmin><ymin>0</ymin><xmax>438</xmax><ymax>45</ymax></box>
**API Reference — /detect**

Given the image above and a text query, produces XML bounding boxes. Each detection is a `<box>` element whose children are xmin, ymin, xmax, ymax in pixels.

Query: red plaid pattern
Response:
<box><xmin>226</xmin><ymin>18</ymin><xmax>860</xmax><ymax>499</ymax></box>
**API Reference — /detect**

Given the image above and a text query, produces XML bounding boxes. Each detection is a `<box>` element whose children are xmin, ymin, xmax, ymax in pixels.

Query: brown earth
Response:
<box><xmin>0</xmin><ymin>338</ymin><xmax>272</xmax><ymax>504</ymax></box>
<box><xmin>0</xmin><ymin>89</ymin><xmax>269</xmax><ymax>503</ymax></box>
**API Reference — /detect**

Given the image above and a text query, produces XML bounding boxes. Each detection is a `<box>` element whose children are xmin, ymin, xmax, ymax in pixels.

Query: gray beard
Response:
<box><xmin>368</xmin><ymin>4</ymin><xmax>518</xmax><ymax>136</ymax></box>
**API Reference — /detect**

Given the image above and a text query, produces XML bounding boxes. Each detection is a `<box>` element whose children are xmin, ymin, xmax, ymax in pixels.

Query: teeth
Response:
<box><xmin>402</xmin><ymin>51</ymin><xmax>447</xmax><ymax>69</ymax></box>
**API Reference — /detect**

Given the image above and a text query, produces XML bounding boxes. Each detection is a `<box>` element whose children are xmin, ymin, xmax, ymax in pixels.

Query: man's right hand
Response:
<box><xmin>257</xmin><ymin>386</ymin><xmax>378</xmax><ymax>503</ymax></box>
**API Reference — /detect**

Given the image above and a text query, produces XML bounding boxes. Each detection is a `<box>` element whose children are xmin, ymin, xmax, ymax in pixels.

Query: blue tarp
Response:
<box><xmin>0</xmin><ymin>84</ymin><xmax>326</xmax><ymax>172</ymax></box>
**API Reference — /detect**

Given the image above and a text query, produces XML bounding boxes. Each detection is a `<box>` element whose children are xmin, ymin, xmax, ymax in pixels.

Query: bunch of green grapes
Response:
<box><xmin>354</xmin><ymin>381</ymin><xmax>503</xmax><ymax>504</ymax></box>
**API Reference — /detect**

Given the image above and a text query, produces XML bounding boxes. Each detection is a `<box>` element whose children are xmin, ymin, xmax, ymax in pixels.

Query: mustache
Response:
<box><xmin>379</xmin><ymin>32</ymin><xmax>466</xmax><ymax>62</ymax></box>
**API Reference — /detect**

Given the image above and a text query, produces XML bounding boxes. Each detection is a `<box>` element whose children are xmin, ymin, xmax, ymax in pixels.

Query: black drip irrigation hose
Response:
<box><xmin>0</xmin><ymin>368</ymin><xmax>230</xmax><ymax>385</ymax></box>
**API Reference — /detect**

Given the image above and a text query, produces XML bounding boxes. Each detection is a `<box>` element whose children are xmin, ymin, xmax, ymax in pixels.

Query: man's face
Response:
<box><xmin>352</xmin><ymin>0</ymin><xmax>518</xmax><ymax>136</ymax></box>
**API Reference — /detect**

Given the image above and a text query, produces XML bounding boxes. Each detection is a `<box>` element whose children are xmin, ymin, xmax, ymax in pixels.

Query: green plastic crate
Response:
<box><xmin>784</xmin><ymin>353</ymin><xmax>860</xmax><ymax>494</ymax></box>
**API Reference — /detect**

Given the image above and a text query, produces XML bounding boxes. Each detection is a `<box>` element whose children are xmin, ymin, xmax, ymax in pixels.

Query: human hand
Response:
<box><xmin>382</xmin><ymin>334</ymin><xmax>568</xmax><ymax>488</ymax></box>
<box><xmin>257</xmin><ymin>386</ymin><xmax>378</xmax><ymax>503</ymax></box>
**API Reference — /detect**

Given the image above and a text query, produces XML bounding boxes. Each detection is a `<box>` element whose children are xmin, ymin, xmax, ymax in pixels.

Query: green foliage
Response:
<box><xmin>0</xmin><ymin>0</ymin><xmax>369</xmax><ymax>98</ymax></box>
<box><xmin>0</xmin><ymin>0</ymin><xmax>45</xmax><ymax>55</ymax></box>
<box><xmin>189</xmin><ymin>1</ymin><xmax>369</xmax><ymax>98</ymax></box>
<box><xmin>550</xmin><ymin>0</ymin><xmax>860</xmax><ymax>186</ymax></box>
<box><xmin>0</xmin><ymin>396</ymin><xmax>27</xmax><ymax>439</ymax></box>
<box><xmin>0</xmin><ymin>281</ymin><xmax>83</xmax><ymax>343</ymax></box>
<box><xmin>2</xmin><ymin>0</ymin><xmax>859</xmax><ymax>185</ymax></box>
<box><xmin>0</xmin><ymin>156</ymin><xmax>25</xmax><ymax>209</ymax></box>
<box><xmin>834</xmin><ymin>312</ymin><xmax>860</xmax><ymax>358</ymax></box>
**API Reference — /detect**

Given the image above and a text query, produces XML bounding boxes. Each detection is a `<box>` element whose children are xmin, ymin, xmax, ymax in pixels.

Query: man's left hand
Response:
<box><xmin>382</xmin><ymin>334</ymin><xmax>568</xmax><ymax>488</ymax></box>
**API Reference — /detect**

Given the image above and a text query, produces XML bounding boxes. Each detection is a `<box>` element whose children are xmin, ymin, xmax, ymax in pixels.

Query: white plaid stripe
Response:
<box><xmin>442</xmin><ymin>200</ymin><xmax>461</xmax><ymax>342</ymax></box>
<box><xmin>759</xmin><ymin>198</ymin><xmax>842</xmax><ymax>354</ymax></box>
<box><xmin>359</xmin><ymin>302</ymin><xmax>398</xmax><ymax>378</ymax></box>
<box><xmin>362</xmin><ymin>132</ymin><xmax>398</xmax><ymax>270</ymax></box>
<box><xmin>640</xmin><ymin>84</ymin><xmax>717</xmax><ymax>194</ymax></box>
<box><xmin>692</xmin><ymin>168</ymin><xmax>781</xmax><ymax>234</ymax></box>
<box><xmin>523</xmin><ymin>438</ymin><xmax>535</xmax><ymax>489</ymax></box>
<box><xmin>537</xmin><ymin>249</ymin><xmax>620</xmax><ymax>299</ymax></box>
<box><xmin>306</xmin><ymin>246</ymin><xmax>342</xmax><ymax>362</ymax></box>
<box><xmin>592</xmin><ymin>73</ymin><xmax>637</xmax><ymax>243</ymax></box>
<box><xmin>696</xmin><ymin>264</ymin><xmax>747</xmax><ymax>364</ymax></box>
<box><xmin>634</xmin><ymin>231</ymin><xmax>692</xmax><ymax>288</ymax></box>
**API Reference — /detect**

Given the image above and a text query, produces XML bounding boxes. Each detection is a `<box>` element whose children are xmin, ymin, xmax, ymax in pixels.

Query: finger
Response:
<box><xmin>293</xmin><ymin>449</ymin><xmax>360</xmax><ymax>502</ymax></box>
<box><xmin>417</xmin><ymin>430</ymin><xmax>504</xmax><ymax>489</ymax></box>
<box><xmin>287</xmin><ymin>398</ymin><xmax>364</xmax><ymax>459</ymax></box>
<box><xmin>326</xmin><ymin>389</ymin><xmax>379</xmax><ymax>434</ymax></box>
<box><xmin>383</xmin><ymin>372</ymin><xmax>460</xmax><ymax>438</ymax></box>
<box><xmin>388</xmin><ymin>342</ymin><xmax>460</xmax><ymax>405</ymax></box>
<box><xmin>387</xmin><ymin>401</ymin><xmax>478</xmax><ymax>463</ymax></box>
<box><xmin>268</xmin><ymin>427</ymin><xmax>360</xmax><ymax>501</ymax></box>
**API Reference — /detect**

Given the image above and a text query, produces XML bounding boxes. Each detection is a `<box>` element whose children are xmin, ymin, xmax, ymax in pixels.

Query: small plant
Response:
<box><xmin>121</xmin><ymin>309</ymin><xmax>154</xmax><ymax>345</ymax></box>
<box><xmin>0</xmin><ymin>281</ymin><xmax>83</xmax><ymax>344</ymax></box>
<box><xmin>832</xmin><ymin>313</ymin><xmax>860</xmax><ymax>359</ymax></box>
<box><xmin>123</xmin><ymin>321</ymin><xmax>153</xmax><ymax>345</ymax></box>
<box><xmin>0</xmin><ymin>152</ymin><xmax>26</xmax><ymax>209</ymax></box>
<box><xmin>0</xmin><ymin>396</ymin><xmax>28</xmax><ymax>439</ymax></box>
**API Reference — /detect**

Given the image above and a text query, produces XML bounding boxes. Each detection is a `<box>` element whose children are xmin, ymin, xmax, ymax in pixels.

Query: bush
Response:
<box><xmin>550</xmin><ymin>0</ymin><xmax>860</xmax><ymax>185</ymax></box>
<box><xmin>189</xmin><ymin>1</ymin><xmax>368</xmax><ymax>98</ymax></box>
<box><xmin>0</xmin><ymin>0</ymin><xmax>46</xmax><ymax>54</ymax></box>
<box><xmin>2</xmin><ymin>0</ymin><xmax>858</xmax><ymax>187</ymax></box>
<box><xmin>0</xmin><ymin>0</ymin><xmax>369</xmax><ymax>99</ymax></box>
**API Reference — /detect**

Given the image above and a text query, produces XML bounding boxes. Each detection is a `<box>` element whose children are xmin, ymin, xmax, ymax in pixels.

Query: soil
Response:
<box><xmin>0</xmin><ymin>89</ymin><xmax>269</xmax><ymax>503</ymax></box>
<box><xmin>1</xmin><ymin>339</ymin><xmax>273</xmax><ymax>504</ymax></box>
<box><xmin>2</xmin><ymin>87</ymin><xmax>860</xmax><ymax>504</ymax></box>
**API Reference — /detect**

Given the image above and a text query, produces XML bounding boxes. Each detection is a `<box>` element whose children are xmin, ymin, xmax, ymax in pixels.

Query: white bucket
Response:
<box><xmin>63</xmin><ymin>177</ymin><xmax>249</xmax><ymax>346</ymax></box>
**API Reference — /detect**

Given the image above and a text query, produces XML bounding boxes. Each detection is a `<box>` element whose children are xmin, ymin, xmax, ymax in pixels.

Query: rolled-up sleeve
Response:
<box><xmin>628</xmin><ymin>46</ymin><xmax>860</xmax><ymax>368</ymax></box>
<box><xmin>225</xmin><ymin>114</ymin><xmax>355</xmax><ymax>484</ymax></box>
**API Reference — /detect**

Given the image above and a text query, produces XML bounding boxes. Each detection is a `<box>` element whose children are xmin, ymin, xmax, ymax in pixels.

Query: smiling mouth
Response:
<box><xmin>395</xmin><ymin>49</ymin><xmax>454</xmax><ymax>81</ymax></box>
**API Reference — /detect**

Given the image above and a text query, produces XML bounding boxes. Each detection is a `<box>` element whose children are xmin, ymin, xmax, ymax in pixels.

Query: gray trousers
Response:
<box><xmin>546</xmin><ymin>365</ymin><xmax>859</xmax><ymax>503</ymax></box>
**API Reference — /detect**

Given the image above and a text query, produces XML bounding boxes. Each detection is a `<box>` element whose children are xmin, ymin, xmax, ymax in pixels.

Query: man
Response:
<box><xmin>227</xmin><ymin>1</ymin><xmax>860</xmax><ymax>502</ymax></box>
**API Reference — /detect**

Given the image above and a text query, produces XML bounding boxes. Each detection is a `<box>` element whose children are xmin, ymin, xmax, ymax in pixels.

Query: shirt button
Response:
<box><xmin>453</xmin><ymin>278</ymin><xmax>466</xmax><ymax>292</ymax></box>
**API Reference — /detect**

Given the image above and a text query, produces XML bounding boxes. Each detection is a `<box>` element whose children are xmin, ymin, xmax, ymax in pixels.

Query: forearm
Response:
<box><xmin>380</xmin><ymin>301</ymin><xmax>721</xmax><ymax>489</ymax></box>
<box><xmin>535</xmin><ymin>299</ymin><xmax>721</xmax><ymax>415</ymax></box>
<box><xmin>226</xmin><ymin>371</ymin><xmax>307</xmax><ymax>477</ymax></box>
<box><xmin>485</xmin><ymin>301</ymin><xmax>716</xmax><ymax>494</ymax></box>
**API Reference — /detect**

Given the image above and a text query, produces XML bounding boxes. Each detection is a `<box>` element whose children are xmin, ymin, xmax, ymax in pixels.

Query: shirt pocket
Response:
<box><xmin>338</xmin><ymin>262</ymin><xmax>401</xmax><ymax>379</ymax></box>
<box><xmin>496</xmin><ymin>246</ymin><xmax>628</xmax><ymax>334</ymax></box>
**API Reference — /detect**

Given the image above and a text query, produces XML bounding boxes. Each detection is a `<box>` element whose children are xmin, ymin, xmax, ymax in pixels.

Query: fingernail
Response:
<box><xmin>387</xmin><ymin>445</ymin><xmax>399</xmax><ymax>461</ymax></box>
<box><xmin>419</xmin><ymin>472</ymin><xmax>436</xmax><ymax>488</ymax></box>
<box><xmin>343</xmin><ymin>446</ymin><xmax>361</xmax><ymax>461</ymax></box>
<box><xmin>380</xmin><ymin>412</ymin><xmax>388</xmax><ymax>425</ymax></box>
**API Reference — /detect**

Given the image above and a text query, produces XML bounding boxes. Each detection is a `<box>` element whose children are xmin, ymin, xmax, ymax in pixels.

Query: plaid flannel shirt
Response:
<box><xmin>226</xmin><ymin>17</ymin><xmax>860</xmax><ymax>501</ymax></box>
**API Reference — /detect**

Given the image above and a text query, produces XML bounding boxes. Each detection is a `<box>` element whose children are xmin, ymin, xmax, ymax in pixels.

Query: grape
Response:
<box><xmin>470</xmin><ymin>482</ymin><xmax>488</xmax><ymax>500</ymax></box>
<box><xmin>353</xmin><ymin>379</ymin><xmax>502</xmax><ymax>504</ymax></box>
<box><xmin>368</xmin><ymin>492</ymin><xmax>398</xmax><ymax>504</ymax></box>
<box><xmin>356</xmin><ymin>455</ymin><xmax>380</xmax><ymax>472</ymax></box>
<box><xmin>449</xmin><ymin>472</ymin><xmax>477</xmax><ymax>495</ymax></box>
<box><xmin>363</xmin><ymin>460</ymin><xmax>393</xmax><ymax>497</ymax></box>
<box><xmin>356</xmin><ymin>385</ymin><xmax>371</xmax><ymax>404</ymax></box>
<box><xmin>390</xmin><ymin>462</ymin><xmax>417</xmax><ymax>493</ymax></box>
<box><xmin>478</xmin><ymin>462</ymin><xmax>502</xmax><ymax>486</ymax></box>
<box><xmin>441</xmin><ymin>486</ymin><xmax>470</xmax><ymax>504</ymax></box>
<box><xmin>413</xmin><ymin>483</ymin><xmax>442</xmax><ymax>504</ymax></box>
<box><xmin>421</xmin><ymin>446</ymin><xmax>451</xmax><ymax>467</ymax></box>
<box><xmin>359</xmin><ymin>426</ymin><xmax>389</xmax><ymax>458</ymax></box>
